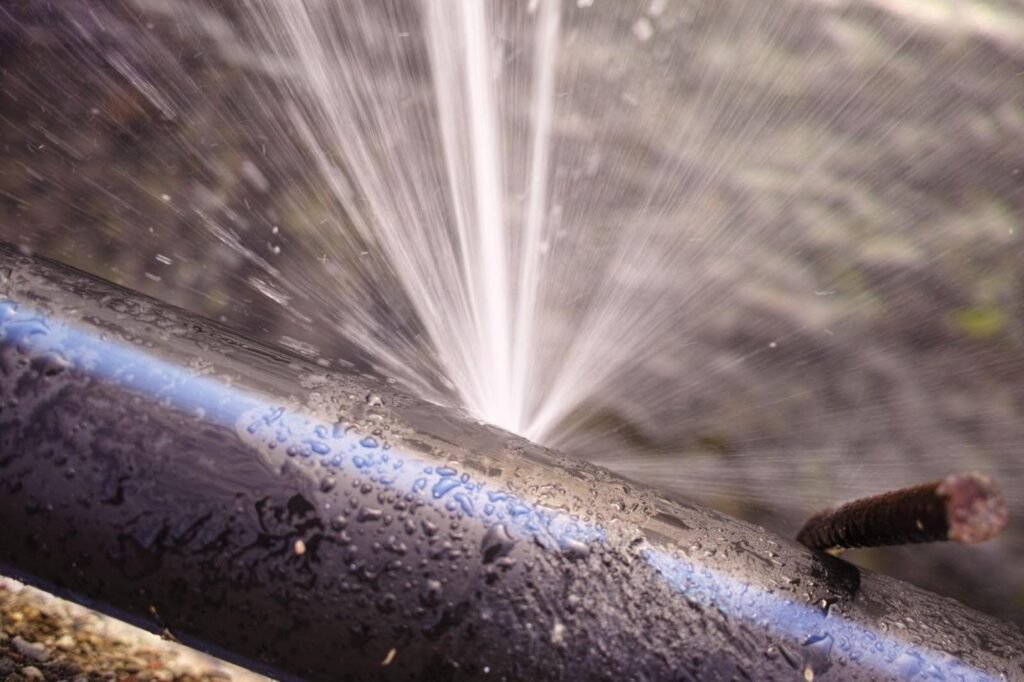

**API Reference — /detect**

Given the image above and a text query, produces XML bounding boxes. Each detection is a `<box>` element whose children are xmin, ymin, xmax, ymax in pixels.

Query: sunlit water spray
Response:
<box><xmin>240</xmin><ymin>0</ymin><xmax>757</xmax><ymax>444</ymax></box>
<box><xmin>4</xmin><ymin>0</ymin><xmax>1024</xmax><ymax>563</ymax></box>
<box><xmin>245</xmin><ymin>0</ymin><xmax>571</xmax><ymax>437</ymax></box>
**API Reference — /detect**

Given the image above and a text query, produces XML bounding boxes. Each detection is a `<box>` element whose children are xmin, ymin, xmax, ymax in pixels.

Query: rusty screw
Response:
<box><xmin>797</xmin><ymin>472</ymin><xmax>1008</xmax><ymax>552</ymax></box>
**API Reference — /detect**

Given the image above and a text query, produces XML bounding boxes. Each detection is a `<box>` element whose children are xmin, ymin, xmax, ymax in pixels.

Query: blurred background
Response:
<box><xmin>1</xmin><ymin>0</ymin><xmax>1023</xmax><ymax>635</ymax></box>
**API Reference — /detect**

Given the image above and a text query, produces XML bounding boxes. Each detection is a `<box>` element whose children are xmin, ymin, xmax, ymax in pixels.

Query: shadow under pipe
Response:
<box><xmin>0</xmin><ymin>243</ymin><xmax>1019</xmax><ymax>681</ymax></box>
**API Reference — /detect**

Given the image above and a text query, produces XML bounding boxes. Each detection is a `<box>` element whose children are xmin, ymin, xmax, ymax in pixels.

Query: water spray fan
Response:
<box><xmin>0</xmin><ymin>244</ymin><xmax>1020</xmax><ymax>680</ymax></box>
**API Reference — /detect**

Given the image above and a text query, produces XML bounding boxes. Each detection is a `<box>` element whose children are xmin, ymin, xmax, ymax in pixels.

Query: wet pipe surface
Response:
<box><xmin>0</xmin><ymin>243</ymin><xmax>1020</xmax><ymax>681</ymax></box>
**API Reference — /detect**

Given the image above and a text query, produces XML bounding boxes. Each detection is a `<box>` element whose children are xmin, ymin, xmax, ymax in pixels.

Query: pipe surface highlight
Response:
<box><xmin>0</xmin><ymin>244</ymin><xmax>1020</xmax><ymax>681</ymax></box>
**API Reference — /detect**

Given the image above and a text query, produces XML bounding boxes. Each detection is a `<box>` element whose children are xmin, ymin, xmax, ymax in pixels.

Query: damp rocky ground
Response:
<box><xmin>0</xmin><ymin>578</ymin><xmax>265</xmax><ymax>682</ymax></box>
<box><xmin>1</xmin><ymin>0</ymin><xmax>1023</xmax><ymax>641</ymax></box>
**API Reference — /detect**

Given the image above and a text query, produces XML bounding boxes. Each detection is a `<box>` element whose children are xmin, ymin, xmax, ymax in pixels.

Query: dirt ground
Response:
<box><xmin>0</xmin><ymin>578</ymin><xmax>263</xmax><ymax>682</ymax></box>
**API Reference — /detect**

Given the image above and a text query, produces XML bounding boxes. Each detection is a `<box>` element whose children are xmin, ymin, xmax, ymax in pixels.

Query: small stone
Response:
<box><xmin>21</xmin><ymin>665</ymin><xmax>45</xmax><ymax>680</ymax></box>
<box><xmin>13</xmin><ymin>635</ymin><xmax>49</xmax><ymax>661</ymax></box>
<box><xmin>55</xmin><ymin>633</ymin><xmax>75</xmax><ymax>650</ymax></box>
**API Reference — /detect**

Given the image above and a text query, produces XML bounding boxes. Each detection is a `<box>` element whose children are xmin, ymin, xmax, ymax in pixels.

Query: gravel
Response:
<box><xmin>0</xmin><ymin>577</ymin><xmax>266</xmax><ymax>682</ymax></box>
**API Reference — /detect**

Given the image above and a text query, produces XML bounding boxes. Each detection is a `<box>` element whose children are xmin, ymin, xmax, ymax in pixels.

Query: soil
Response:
<box><xmin>0</xmin><ymin>578</ymin><xmax>265</xmax><ymax>682</ymax></box>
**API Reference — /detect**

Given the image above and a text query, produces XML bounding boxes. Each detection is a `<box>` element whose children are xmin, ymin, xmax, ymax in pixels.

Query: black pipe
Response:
<box><xmin>0</xmin><ymin>243</ymin><xmax>1019</xmax><ymax>681</ymax></box>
